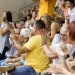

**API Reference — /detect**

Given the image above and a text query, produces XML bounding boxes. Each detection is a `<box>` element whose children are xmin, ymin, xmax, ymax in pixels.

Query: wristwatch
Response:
<box><xmin>42</xmin><ymin>41</ymin><xmax>46</xmax><ymax>45</ymax></box>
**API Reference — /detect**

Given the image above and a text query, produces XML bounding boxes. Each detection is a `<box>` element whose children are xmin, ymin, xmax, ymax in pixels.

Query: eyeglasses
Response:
<box><xmin>15</xmin><ymin>33</ymin><xmax>20</xmax><ymax>34</ymax></box>
<box><xmin>60</xmin><ymin>34</ymin><xmax>67</xmax><ymax>37</ymax></box>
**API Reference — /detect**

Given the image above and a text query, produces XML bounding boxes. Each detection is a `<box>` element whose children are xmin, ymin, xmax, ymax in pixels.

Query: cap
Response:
<box><xmin>20</xmin><ymin>28</ymin><xmax>30</xmax><ymax>38</ymax></box>
<box><xmin>17</xmin><ymin>18</ymin><xmax>26</xmax><ymax>22</ymax></box>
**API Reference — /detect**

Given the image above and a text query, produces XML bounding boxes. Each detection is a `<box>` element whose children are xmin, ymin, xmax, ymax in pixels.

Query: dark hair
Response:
<box><xmin>17</xmin><ymin>18</ymin><xmax>26</xmax><ymax>22</ymax></box>
<box><xmin>27</xmin><ymin>10</ymin><xmax>30</xmax><ymax>13</ymax></box>
<box><xmin>73</xmin><ymin>51</ymin><xmax>75</xmax><ymax>58</ymax></box>
<box><xmin>34</xmin><ymin>20</ymin><xmax>45</xmax><ymax>30</ymax></box>
<box><xmin>4</xmin><ymin>11</ymin><xmax>12</xmax><ymax>22</ymax></box>
<box><xmin>65</xmin><ymin>0</ymin><xmax>74</xmax><ymax>6</ymax></box>
<box><xmin>68</xmin><ymin>21</ymin><xmax>75</xmax><ymax>41</ymax></box>
<box><xmin>27</xmin><ymin>14</ymin><xmax>32</xmax><ymax>18</ymax></box>
<box><xmin>32</xmin><ymin>10</ymin><xmax>37</xmax><ymax>15</ymax></box>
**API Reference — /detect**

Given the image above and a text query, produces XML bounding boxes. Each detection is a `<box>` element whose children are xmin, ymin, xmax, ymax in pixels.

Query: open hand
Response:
<box><xmin>47</xmin><ymin>63</ymin><xmax>66</xmax><ymax>74</ymax></box>
<box><xmin>59</xmin><ymin>42</ymin><xmax>68</xmax><ymax>54</ymax></box>
<box><xmin>1</xmin><ymin>15</ymin><xmax>7</xmax><ymax>22</ymax></box>
<box><xmin>17</xmin><ymin>35</ymin><xmax>24</xmax><ymax>43</ymax></box>
<box><xmin>10</xmin><ymin>34</ymin><xmax>17</xmax><ymax>41</ymax></box>
<box><xmin>41</xmin><ymin>28</ymin><xmax>47</xmax><ymax>43</ymax></box>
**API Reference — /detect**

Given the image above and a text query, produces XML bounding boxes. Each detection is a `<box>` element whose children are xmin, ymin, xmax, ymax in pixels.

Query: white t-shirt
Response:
<box><xmin>50</xmin><ymin>43</ymin><xmax>75</xmax><ymax>75</ymax></box>
<box><xmin>68</xmin><ymin>7</ymin><xmax>75</xmax><ymax>22</ymax></box>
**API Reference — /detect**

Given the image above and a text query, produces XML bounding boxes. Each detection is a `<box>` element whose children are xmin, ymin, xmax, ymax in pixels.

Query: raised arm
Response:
<box><xmin>2</xmin><ymin>15</ymin><xmax>14</xmax><ymax>34</ymax></box>
<box><xmin>10</xmin><ymin>34</ymin><xmax>29</xmax><ymax>54</ymax></box>
<box><xmin>0</xmin><ymin>17</ymin><xmax>9</xmax><ymax>35</ymax></box>
<box><xmin>47</xmin><ymin>22</ymin><xmax>58</xmax><ymax>41</ymax></box>
<box><xmin>41</xmin><ymin>29</ymin><xmax>58</xmax><ymax>59</ymax></box>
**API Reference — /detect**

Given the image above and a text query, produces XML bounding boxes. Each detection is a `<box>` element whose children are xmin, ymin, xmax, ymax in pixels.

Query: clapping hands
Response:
<box><xmin>59</xmin><ymin>42</ymin><xmax>68</xmax><ymax>54</ymax></box>
<box><xmin>41</xmin><ymin>28</ymin><xmax>47</xmax><ymax>43</ymax></box>
<box><xmin>46</xmin><ymin>63</ymin><xmax>66</xmax><ymax>74</ymax></box>
<box><xmin>10</xmin><ymin>33</ymin><xmax>17</xmax><ymax>41</ymax></box>
<box><xmin>1</xmin><ymin>14</ymin><xmax>7</xmax><ymax>22</ymax></box>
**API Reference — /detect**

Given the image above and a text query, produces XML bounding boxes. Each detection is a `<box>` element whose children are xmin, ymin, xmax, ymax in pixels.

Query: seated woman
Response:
<box><xmin>46</xmin><ymin>21</ymin><xmax>75</xmax><ymax>75</ymax></box>
<box><xmin>53</xmin><ymin>1</ymin><xmax>65</xmax><ymax>25</ymax></box>
<box><xmin>40</xmin><ymin>13</ymin><xmax>61</xmax><ymax>45</ymax></box>
<box><xmin>41</xmin><ymin>24</ymin><xmax>75</xmax><ymax>75</ymax></box>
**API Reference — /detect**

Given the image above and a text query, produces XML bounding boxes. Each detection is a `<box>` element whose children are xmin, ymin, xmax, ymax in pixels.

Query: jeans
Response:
<box><xmin>0</xmin><ymin>46</ymin><xmax>9</xmax><ymax>60</ymax></box>
<box><xmin>9</xmin><ymin>65</ymin><xmax>37</xmax><ymax>75</ymax></box>
<box><xmin>0</xmin><ymin>59</ymin><xmax>6</xmax><ymax>66</ymax></box>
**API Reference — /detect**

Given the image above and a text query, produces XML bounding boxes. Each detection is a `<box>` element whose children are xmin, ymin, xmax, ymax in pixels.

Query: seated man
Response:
<box><xmin>7</xmin><ymin>20</ymin><xmax>50</xmax><ymax>75</ymax></box>
<box><xmin>1</xmin><ymin>28</ymin><xmax>30</xmax><ymax>67</ymax></box>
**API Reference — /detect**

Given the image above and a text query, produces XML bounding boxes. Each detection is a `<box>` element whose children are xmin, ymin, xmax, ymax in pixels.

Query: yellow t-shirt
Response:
<box><xmin>24</xmin><ymin>35</ymin><xmax>50</xmax><ymax>73</ymax></box>
<box><xmin>39</xmin><ymin>0</ymin><xmax>56</xmax><ymax>18</ymax></box>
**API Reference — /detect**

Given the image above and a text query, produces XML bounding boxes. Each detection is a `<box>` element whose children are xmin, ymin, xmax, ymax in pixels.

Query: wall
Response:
<box><xmin>0</xmin><ymin>0</ymin><xmax>35</xmax><ymax>21</ymax></box>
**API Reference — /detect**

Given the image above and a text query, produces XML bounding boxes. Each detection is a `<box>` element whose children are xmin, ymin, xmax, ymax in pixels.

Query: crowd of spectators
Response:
<box><xmin>0</xmin><ymin>0</ymin><xmax>75</xmax><ymax>75</ymax></box>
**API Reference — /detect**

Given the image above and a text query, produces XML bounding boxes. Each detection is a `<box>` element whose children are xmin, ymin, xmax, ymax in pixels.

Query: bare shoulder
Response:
<box><xmin>51</xmin><ymin>22</ymin><xmax>61</xmax><ymax>31</ymax></box>
<box><xmin>51</xmin><ymin>22</ymin><xmax>58</xmax><ymax>27</ymax></box>
<box><xmin>53</xmin><ymin>22</ymin><xmax>61</xmax><ymax>28</ymax></box>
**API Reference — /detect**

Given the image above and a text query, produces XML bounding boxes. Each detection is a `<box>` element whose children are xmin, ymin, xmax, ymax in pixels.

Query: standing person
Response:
<box><xmin>0</xmin><ymin>11</ymin><xmax>12</xmax><ymax>60</ymax></box>
<box><xmin>65</xmin><ymin>0</ymin><xmax>75</xmax><ymax>23</ymax></box>
<box><xmin>55</xmin><ymin>0</ymin><xmax>64</xmax><ymax>7</ymax></box>
<box><xmin>8</xmin><ymin>20</ymin><xmax>50</xmax><ymax>75</ymax></box>
<box><xmin>32</xmin><ymin>0</ymin><xmax>56</xmax><ymax>18</ymax></box>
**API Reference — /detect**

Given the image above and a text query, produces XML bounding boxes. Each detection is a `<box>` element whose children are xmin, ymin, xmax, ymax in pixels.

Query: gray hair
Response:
<box><xmin>60</xmin><ymin>25</ymin><xmax>68</xmax><ymax>33</ymax></box>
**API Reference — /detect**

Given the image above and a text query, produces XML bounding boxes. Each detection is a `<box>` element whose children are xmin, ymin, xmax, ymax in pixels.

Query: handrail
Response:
<box><xmin>18</xmin><ymin>1</ymin><xmax>39</xmax><ymax>13</ymax></box>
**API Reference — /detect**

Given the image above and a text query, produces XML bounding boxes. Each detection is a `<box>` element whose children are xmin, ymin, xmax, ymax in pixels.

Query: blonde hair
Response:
<box><xmin>40</xmin><ymin>13</ymin><xmax>55</xmax><ymax>31</ymax></box>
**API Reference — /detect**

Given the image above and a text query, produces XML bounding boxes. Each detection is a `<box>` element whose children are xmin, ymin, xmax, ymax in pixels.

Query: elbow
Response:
<box><xmin>49</xmin><ymin>36</ymin><xmax>54</xmax><ymax>41</ymax></box>
<box><xmin>18</xmin><ymin>50</ymin><xmax>24</xmax><ymax>54</ymax></box>
<box><xmin>18</xmin><ymin>48</ymin><xmax>26</xmax><ymax>54</ymax></box>
<box><xmin>1</xmin><ymin>33</ymin><xmax>5</xmax><ymax>36</ymax></box>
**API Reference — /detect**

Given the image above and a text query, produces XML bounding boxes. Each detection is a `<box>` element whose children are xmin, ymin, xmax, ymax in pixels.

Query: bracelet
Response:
<box><xmin>42</xmin><ymin>41</ymin><xmax>46</xmax><ymax>45</ymax></box>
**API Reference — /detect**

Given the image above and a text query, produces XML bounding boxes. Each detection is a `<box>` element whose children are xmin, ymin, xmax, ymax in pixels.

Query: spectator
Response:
<box><xmin>32</xmin><ymin>0</ymin><xmax>56</xmax><ymax>18</ymax></box>
<box><xmin>0</xmin><ymin>11</ymin><xmax>12</xmax><ymax>60</ymax></box>
<box><xmin>41</xmin><ymin>25</ymin><xmax>68</xmax><ymax>75</ymax></box>
<box><xmin>65</xmin><ymin>0</ymin><xmax>75</xmax><ymax>23</ymax></box>
<box><xmin>0</xmin><ymin>28</ymin><xmax>20</xmax><ymax>65</ymax></box>
<box><xmin>25</xmin><ymin>14</ymin><xmax>32</xmax><ymax>28</ymax></box>
<box><xmin>40</xmin><ymin>13</ymin><xmax>61</xmax><ymax>45</ymax></box>
<box><xmin>2</xmin><ymin>28</ymin><xmax>30</xmax><ymax>67</ymax></box>
<box><xmin>53</xmin><ymin>1</ymin><xmax>65</xmax><ymax>25</ymax></box>
<box><xmin>46</xmin><ymin>21</ymin><xmax>75</xmax><ymax>75</ymax></box>
<box><xmin>17</xmin><ymin>18</ymin><xmax>26</xmax><ymax>29</ymax></box>
<box><xmin>8</xmin><ymin>20</ymin><xmax>50</xmax><ymax>75</ymax></box>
